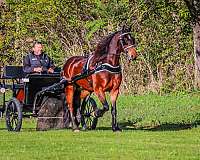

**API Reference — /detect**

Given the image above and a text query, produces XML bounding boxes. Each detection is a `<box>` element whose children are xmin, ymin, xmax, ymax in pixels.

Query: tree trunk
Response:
<box><xmin>194</xmin><ymin>18</ymin><xmax>200</xmax><ymax>88</ymax></box>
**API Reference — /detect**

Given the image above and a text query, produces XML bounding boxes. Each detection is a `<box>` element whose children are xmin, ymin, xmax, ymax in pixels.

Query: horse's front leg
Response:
<box><xmin>110</xmin><ymin>89</ymin><xmax>122</xmax><ymax>132</ymax></box>
<box><xmin>65</xmin><ymin>85</ymin><xmax>79</xmax><ymax>132</ymax></box>
<box><xmin>94</xmin><ymin>88</ymin><xmax>109</xmax><ymax>118</ymax></box>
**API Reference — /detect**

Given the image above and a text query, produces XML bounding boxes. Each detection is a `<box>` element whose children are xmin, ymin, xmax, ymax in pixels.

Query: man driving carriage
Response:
<box><xmin>23</xmin><ymin>41</ymin><xmax>55</xmax><ymax>74</ymax></box>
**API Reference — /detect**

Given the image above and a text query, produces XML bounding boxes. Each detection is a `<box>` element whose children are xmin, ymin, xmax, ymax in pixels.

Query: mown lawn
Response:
<box><xmin>0</xmin><ymin>94</ymin><xmax>200</xmax><ymax>160</ymax></box>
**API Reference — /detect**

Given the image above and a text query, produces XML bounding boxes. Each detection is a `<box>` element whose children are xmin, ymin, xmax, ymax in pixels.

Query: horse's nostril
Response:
<box><xmin>131</xmin><ymin>55</ymin><xmax>137</xmax><ymax>60</ymax></box>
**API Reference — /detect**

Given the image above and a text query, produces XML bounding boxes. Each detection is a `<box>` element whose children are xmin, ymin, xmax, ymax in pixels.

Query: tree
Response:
<box><xmin>184</xmin><ymin>0</ymin><xmax>200</xmax><ymax>88</ymax></box>
<box><xmin>0</xmin><ymin>0</ymin><xmax>196</xmax><ymax>94</ymax></box>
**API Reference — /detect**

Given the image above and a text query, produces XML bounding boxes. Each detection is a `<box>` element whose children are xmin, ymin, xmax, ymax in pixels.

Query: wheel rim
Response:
<box><xmin>81</xmin><ymin>98</ymin><xmax>98</xmax><ymax>130</ymax></box>
<box><xmin>6</xmin><ymin>101</ymin><xmax>20</xmax><ymax>131</ymax></box>
<box><xmin>84</xmin><ymin>101</ymin><xmax>94</xmax><ymax>127</ymax></box>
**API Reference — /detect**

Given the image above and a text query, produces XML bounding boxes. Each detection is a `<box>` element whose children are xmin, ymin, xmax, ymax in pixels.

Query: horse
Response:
<box><xmin>62</xmin><ymin>27</ymin><xmax>137</xmax><ymax>132</ymax></box>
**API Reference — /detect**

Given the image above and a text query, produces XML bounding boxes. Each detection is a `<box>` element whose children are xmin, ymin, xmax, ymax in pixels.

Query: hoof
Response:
<box><xmin>112</xmin><ymin>127</ymin><xmax>122</xmax><ymax>132</ymax></box>
<box><xmin>72</xmin><ymin>126</ymin><xmax>80</xmax><ymax>132</ymax></box>
<box><xmin>81</xmin><ymin>124</ymin><xmax>87</xmax><ymax>131</ymax></box>
<box><xmin>73</xmin><ymin>129</ymin><xmax>80</xmax><ymax>133</ymax></box>
<box><xmin>94</xmin><ymin>109</ymin><xmax>103</xmax><ymax>118</ymax></box>
<box><xmin>81</xmin><ymin>127</ymin><xmax>87</xmax><ymax>131</ymax></box>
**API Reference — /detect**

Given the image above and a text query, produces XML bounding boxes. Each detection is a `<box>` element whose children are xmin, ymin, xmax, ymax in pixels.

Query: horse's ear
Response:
<box><xmin>122</xmin><ymin>25</ymin><xmax>126</xmax><ymax>31</ymax></box>
<box><xmin>128</xmin><ymin>24</ymin><xmax>133</xmax><ymax>32</ymax></box>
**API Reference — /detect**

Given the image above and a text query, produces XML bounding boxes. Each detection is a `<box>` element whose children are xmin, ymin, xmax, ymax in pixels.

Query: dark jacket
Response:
<box><xmin>23</xmin><ymin>52</ymin><xmax>55</xmax><ymax>73</ymax></box>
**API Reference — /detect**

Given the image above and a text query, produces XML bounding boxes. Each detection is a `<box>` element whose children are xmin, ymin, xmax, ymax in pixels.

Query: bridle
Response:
<box><xmin>119</xmin><ymin>32</ymin><xmax>135</xmax><ymax>54</ymax></box>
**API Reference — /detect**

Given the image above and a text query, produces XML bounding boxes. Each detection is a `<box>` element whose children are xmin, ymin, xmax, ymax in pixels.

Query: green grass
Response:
<box><xmin>98</xmin><ymin>94</ymin><xmax>200</xmax><ymax>129</ymax></box>
<box><xmin>0</xmin><ymin>94</ymin><xmax>200</xmax><ymax>160</ymax></box>
<box><xmin>0</xmin><ymin>90</ymin><xmax>12</xmax><ymax>106</ymax></box>
<box><xmin>0</xmin><ymin>126</ymin><xmax>199</xmax><ymax>160</ymax></box>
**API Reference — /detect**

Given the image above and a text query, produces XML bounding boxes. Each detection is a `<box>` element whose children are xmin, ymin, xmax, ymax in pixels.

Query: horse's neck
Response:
<box><xmin>92</xmin><ymin>51</ymin><xmax>120</xmax><ymax>67</ymax></box>
<box><xmin>106</xmin><ymin>39</ymin><xmax>121</xmax><ymax>66</ymax></box>
<box><xmin>92</xmin><ymin>34</ymin><xmax>121</xmax><ymax>66</ymax></box>
<box><xmin>105</xmin><ymin>54</ymin><xmax>120</xmax><ymax>66</ymax></box>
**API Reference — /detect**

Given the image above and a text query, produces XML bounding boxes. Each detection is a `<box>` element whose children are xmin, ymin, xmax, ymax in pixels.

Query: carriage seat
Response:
<box><xmin>3</xmin><ymin>66</ymin><xmax>25</xmax><ymax>79</ymax></box>
<box><xmin>3</xmin><ymin>66</ymin><xmax>61</xmax><ymax>79</ymax></box>
<box><xmin>2</xmin><ymin>66</ymin><xmax>61</xmax><ymax>90</ymax></box>
<box><xmin>2</xmin><ymin>66</ymin><xmax>25</xmax><ymax>90</ymax></box>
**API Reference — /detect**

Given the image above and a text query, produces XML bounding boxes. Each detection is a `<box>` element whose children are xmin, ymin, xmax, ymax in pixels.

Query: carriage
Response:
<box><xmin>0</xmin><ymin>65</ymin><xmax>98</xmax><ymax>131</ymax></box>
<box><xmin>0</xmin><ymin>27</ymin><xmax>137</xmax><ymax>132</ymax></box>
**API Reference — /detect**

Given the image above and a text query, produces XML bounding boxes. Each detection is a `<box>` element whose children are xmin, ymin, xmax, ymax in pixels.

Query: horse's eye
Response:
<box><xmin>124</xmin><ymin>37</ymin><xmax>129</xmax><ymax>44</ymax></box>
<box><xmin>127</xmin><ymin>35</ymin><xmax>136</xmax><ymax>45</ymax></box>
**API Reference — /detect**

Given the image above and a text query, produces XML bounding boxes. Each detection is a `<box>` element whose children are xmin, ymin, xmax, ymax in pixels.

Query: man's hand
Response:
<box><xmin>33</xmin><ymin>67</ymin><xmax>43</xmax><ymax>73</ymax></box>
<box><xmin>48</xmin><ymin>68</ymin><xmax>54</xmax><ymax>73</ymax></box>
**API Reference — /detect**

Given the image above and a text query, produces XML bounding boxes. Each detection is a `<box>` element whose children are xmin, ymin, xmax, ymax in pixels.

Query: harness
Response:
<box><xmin>63</xmin><ymin>31</ymin><xmax>134</xmax><ymax>83</ymax></box>
<box><xmin>82</xmin><ymin>55</ymin><xmax>121</xmax><ymax>75</ymax></box>
<box><xmin>95</xmin><ymin>63</ymin><xmax>121</xmax><ymax>74</ymax></box>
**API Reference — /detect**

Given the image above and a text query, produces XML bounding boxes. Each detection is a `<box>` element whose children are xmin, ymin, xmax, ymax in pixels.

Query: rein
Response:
<box><xmin>123</xmin><ymin>45</ymin><xmax>135</xmax><ymax>51</ymax></box>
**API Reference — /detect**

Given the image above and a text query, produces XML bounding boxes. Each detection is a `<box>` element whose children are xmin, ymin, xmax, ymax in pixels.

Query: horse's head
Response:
<box><xmin>118</xmin><ymin>27</ymin><xmax>137</xmax><ymax>61</ymax></box>
<box><xmin>94</xmin><ymin>27</ymin><xmax>137</xmax><ymax>62</ymax></box>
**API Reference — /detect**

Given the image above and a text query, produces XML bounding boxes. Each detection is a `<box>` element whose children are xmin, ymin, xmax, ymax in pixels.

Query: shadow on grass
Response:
<box><xmin>1</xmin><ymin>119</ymin><xmax>200</xmax><ymax>132</ymax></box>
<box><xmin>117</xmin><ymin>120</ymin><xmax>200</xmax><ymax>131</ymax></box>
<box><xmin>0</xmin><ymin>127</ymin><xmax>36</xmax><ymax>132</ymax></box>
<box><xmin>95</xmin><ymin>120</ymin><xmax>200</xmax><ymax>131</ymax></box>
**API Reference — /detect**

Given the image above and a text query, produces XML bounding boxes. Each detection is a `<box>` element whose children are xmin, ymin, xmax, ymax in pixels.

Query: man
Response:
<box><xmin>23</xmin><ymin>41</ymin><xmax>55</xmax><ymax>74</ymax></box>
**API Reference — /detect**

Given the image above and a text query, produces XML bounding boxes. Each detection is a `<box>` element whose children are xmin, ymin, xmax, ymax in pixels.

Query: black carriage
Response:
<box><xmin>0</xmin><ymin>66</ymin><xmax>98</xmax><ymax>131</ymax></box>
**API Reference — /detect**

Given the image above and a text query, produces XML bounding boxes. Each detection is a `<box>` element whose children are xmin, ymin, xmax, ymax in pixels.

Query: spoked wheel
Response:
<box><xmin>5</xmin><ymin>98</ymin><xmax>22</xmax><ymax>132</ymax></box>
<box><xmin>81</xmin><ymin>96</ymin><xmax>98</xmax><ymax>130</ymax></box>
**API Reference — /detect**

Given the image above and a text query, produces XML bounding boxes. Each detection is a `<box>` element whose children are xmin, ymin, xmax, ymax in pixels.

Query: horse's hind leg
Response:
<box><xmin>65</xmin><ymin>85</ymin><xmax>79</xmax><ymax>132</ymax></box>
<box><xmin>110</xmin><ymin>89</ymin><xmax>122</xmax><ymax>132</ymax></box>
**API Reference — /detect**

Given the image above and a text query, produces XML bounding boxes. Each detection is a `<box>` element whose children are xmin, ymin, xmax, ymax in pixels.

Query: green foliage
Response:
<box><xmin>0</xmin><ymin>0</ymin><xmax>195</xmax><ymax>94</ymax></box>
<box><xmin>85</xmin><ymin>19</ymin><xmax>107</xmax><ymax>40</ymax></box>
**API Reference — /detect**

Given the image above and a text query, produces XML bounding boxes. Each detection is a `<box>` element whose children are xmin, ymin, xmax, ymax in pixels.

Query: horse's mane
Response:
<box><xmin>94</xmin><ymin>31</ymin><xmax>119</xmax><ymax>56</ymax></box>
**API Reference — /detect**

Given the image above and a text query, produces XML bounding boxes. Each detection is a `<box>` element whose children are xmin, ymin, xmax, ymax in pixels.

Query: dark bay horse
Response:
<box><xmin>62</xmin><ymin>27</ymin><xmax>137</xmax><ymax>132</ymax></box>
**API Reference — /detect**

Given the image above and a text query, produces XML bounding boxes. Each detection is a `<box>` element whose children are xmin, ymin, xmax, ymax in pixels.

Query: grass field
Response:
<box><xmin>0</xmin><ymin>94</ymin><xmax>200</xmax><ymax>160</ymax></box>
